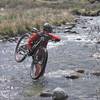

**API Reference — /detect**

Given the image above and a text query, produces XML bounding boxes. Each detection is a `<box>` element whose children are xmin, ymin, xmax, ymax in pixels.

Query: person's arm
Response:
<box><xmin>47</xmin><ymin>33</ymin><xmax>61</xmax><ymax>42</ymax></box>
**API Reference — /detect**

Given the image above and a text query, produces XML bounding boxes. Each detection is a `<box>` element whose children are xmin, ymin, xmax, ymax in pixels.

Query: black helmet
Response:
<box><xmin>43</xmin><ymin>23</ymin><xmax>53</xmax><ymax>33</ymax></box>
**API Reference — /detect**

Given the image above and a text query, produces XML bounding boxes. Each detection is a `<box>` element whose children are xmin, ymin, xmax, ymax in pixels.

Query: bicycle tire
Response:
<box><xmin>30</xmin><ymin>47</ymin><xmax>48</xmax><ymax>80</ymax></box>
<box><xmin>15</xmin><ymin>34</ymin><xmax>29</xmax><ymax>62</ymax></box>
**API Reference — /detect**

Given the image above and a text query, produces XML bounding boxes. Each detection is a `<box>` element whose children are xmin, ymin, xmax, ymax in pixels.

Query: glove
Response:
<box><xmin>55</xmin><ymin>38</ymin><xmax>60</xmax><ymax>42</ymax></box>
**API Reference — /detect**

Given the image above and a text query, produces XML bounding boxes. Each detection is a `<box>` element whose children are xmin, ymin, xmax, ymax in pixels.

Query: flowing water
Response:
<box><xmin>0</xmin><ymin>16</ymin><xmax>100</xmax><ymax>100</ymax></box>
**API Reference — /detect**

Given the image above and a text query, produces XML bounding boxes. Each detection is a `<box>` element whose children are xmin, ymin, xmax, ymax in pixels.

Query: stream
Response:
<box><xmin>0</xmin><ymin>16</ymin><xmax>100</xmax><ymax>100</ymax></box>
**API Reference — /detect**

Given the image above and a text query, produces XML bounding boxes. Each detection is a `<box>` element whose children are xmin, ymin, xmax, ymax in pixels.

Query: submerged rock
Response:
<box><xmin>52</xmin><ymin>87</ymin><xmax>68</xmax><ymax>100</ymax></box>
<box><xmin>75</xmin><ymin>68</ymin><xmax>85</xmax><ymax>73</ymax></box>
<box><xmin>65</xmin><ymin>72</ymin><xmax>80</xmax><ymax>79</ymax></box>
<box><xmin>92</xmin><ymin>53</ymin><xmax>100</xmax><ymax>59</ymax></box>
<box><xmin>40</xmin><ymin>87</ymin><xmax>68</xmax><ymax>100</ymax></box>
<box><xmin>8</xmin><ymin>38</ymin><xmax>16</xmax><ymax>42</ymax></box>
<box><xmin>91</xmin><ymin>70</ymin><xmax>100</xmax><ymax>76</ymax></box>
<box><xmin>63</xmin><ymin>70</ymin><xmax>80</xmax><ymax>79</ymax></box>
<box><xmin>76</xmin><ymin>38</ymin><xmax>82</xmax><ymax>40</ymax></box>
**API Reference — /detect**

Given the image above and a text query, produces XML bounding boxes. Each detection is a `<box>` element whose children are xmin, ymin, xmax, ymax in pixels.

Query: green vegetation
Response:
<box><xmin>0</xmin><ymin>0</ymin><xmax>100</xmax><ymax>38</ymax></box>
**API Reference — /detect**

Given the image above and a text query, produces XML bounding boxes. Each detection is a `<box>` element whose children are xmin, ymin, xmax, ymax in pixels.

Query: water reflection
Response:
<box><xmin>23</xmin><ymin>78</ymin><xmax>48</xmax><ymax>96</ymax></box>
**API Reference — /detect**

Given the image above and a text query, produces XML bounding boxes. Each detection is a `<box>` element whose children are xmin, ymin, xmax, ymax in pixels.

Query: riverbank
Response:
<box><xmin>0</xmin><ymin>0</ymin><xmax>100</xmax><ymax>39</ymax></box>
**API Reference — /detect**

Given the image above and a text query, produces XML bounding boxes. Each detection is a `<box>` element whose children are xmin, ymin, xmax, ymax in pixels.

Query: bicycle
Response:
<box><xmin>14</xmin><ymin>30</ymin><xmax>59</xmax><ymax>80</ymax></box>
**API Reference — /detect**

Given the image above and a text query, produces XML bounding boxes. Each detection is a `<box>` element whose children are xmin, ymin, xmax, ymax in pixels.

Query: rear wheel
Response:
<box><xmin>15</xmin><ymin>34</ymin><xmax>29</xmax><ymax>62</ymax></box>
<box><xmin>30</xmin><ymin>47</ymin><xmax>48</xmax><ymax>80</ymax></box>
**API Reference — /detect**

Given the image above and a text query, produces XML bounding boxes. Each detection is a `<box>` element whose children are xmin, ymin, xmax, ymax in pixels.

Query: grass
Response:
<box><xmin>0</xmin><ymin>8</ymin><xmax>74</xmax><ymax>38</ymax></box>
<box><xmin>0</xmin><ymin>0</ymin><xmax>100</xmax><ymax>38</ymax></box>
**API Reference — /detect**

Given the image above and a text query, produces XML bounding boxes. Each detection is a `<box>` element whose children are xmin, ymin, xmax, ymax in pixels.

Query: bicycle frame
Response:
<box><xmin>30</xmin><ymin>34</ymin><xmax>50</xmax><ymax>56</ymax></box>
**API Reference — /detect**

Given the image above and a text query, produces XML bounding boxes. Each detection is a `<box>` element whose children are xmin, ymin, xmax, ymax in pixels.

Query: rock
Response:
<box><xmin>0</xmin><ymin>8</ymin><xmax>4</xmax><ymax>11</ymax></box>
<box><xmin>0</xmin><ymin>40</ymin><xmax>2</xmax><ymax>42</ymax></box>
<box><xmin>92</xmin><ymin>53</ymin><xmax>100</xmax><ymax>59</ymax></box>
<box><xmin>75</xmin><ymin>68</ymin><xmax>85</xmax><ymax>73</ymax></box>
<box><xmin>88</xmin><ymin>0</ymin><xmax>96</xmax><ymax>4</ymax></box>
<box><xmin>96</xmin><ymin>41</ymin><xmax>100</xmax><ymax>44</ymax></box>
<box><xmin>64</xmin><ymin>29</ymin><xmax>79</xmax><ymax>34</ymax></box>
<box><xmin>82</xmin><ymin>26</ymin><xmax>87</xmax><ymax>29</ymax></box>
<box><xmin>64</xmin><ymin>29</ymin><xmax>71</xmax><ymax>33</ymax></box>
<box><xmin>90</xmin><ymin>18</ymin><xmax>93</xmax><ymax>20</ymax></box>
<box><xmin>76</xmin><ymin>38</ymin><xmax>82</xmax><ymax>40</ymax></box>
<box><xmin>40</xmin><ymin>89</ymin><xmax>52</xmax><ymax>97</ymax></box>
<box><xmin>64</xmin><ymin>26</ymin><xmax>73</xmax><ymax>30</ymax></box>
<box><xmin>8</xmin><ymin>38</ymin><xmax>16</xmax><ymax>42</ymax></box>
<box><xmin>52</xmin><ymin>87</ymin><xmax>68</xmax><ymax>100</ymax></box>
<box><xmin>70</xmin><ymin>30</ymin><xmax>78</xmax><ymax>34</ymax></box>
<box><xmin>65</xmin><ymin>72</ymin><xmax>80</xmax><ymax>79</ymax></box>
<box><xmin>91</xmin><ymin>71</ymin><xmax>100</xmax><ymax>76</ymax></box>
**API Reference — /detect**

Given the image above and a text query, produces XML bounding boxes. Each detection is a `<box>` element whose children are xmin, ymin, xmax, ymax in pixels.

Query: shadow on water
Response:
<box><xmin>23</xmin><ymin>78</ymin><xmax>48</xmax><ymax>97</ymax></box>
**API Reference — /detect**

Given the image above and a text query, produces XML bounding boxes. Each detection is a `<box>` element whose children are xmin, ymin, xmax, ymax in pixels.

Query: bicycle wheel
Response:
<box><xmin>30</xmin><ymin>47</ymin><xmax>48</xmax><ymax>80</ymax></box>
<box><xmin>15</xmin><ymin>34</ymin><xmax>29</xmax><ymax>62</ymax></box>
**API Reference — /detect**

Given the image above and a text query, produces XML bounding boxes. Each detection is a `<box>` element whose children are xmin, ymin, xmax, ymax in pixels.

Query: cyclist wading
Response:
<box><xmin>15</xmin><ymin>23</ymin><xmax>61</xmax><ymax>79</ymax></box>
<box><xmin>27</xmin><ymin>23</ymin><xmax>61</xmax><ymax>77</ymax></box>
<box><xmin>27</xmin><ymin>23</ymin><xmax>60</xmax><ymax>53</ymax></box>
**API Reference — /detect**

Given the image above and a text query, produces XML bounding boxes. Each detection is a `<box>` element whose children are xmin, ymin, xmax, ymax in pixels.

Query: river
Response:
<box><xmin>0</xmin><ymin>16</ymin><xmax>100</xmax><ymax>100</ymax></box>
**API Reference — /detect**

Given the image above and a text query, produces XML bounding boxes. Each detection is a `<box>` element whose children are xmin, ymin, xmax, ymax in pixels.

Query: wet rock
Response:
<box><xmin>65</xmin><ymin>72</ymin><xmax>80</xmax><ymax>79</ymax></box>
<box><xmin>91</xmin><ymin>71</ymin><xmax>100</xmax><ymax>76</ymax></box>
<box><xmin>76</xmin><ymin>38</ymin><xmax>82</xmax><ymax>40</ymax></box>
<box><xmin>75</xmin><ymin>68</ymin><xmax>85</xmax><ymax>73</ymax></box>
<box><xmin>2</xmin><ymin>36</ymin><xmax>9</xmax><ymax>42</ymax></box>
<box><xmin>65</xmin><ymin>23</ymin><xmax>75</xmax><ymax>28</ymax></box>
<box><xmin>88</xmin><ymin>0</ymin><xmax>96</xmax><ymax>4</ymax></box>
<box><xmin>52</xmin><ymin>87</ymin><xmax>68</xmax><ymax>100</ymax></box>
<box><xmin>70</xmin><ymin>30</ymin><xmax>78</xmax><ymax>34</ymax></box>
<box><xmin>92</xmin><ymin>53</ymin><xmax>100</xmax><ymax>59</ymax></box>
<box><xmin>96</xmin><ymin>41</ymin><xmax>100</xmax><ymax>44</ymax></box>
<box><xmin>0</xmin><ymin>40</ymin><xmax>2</xmax><ymax>42</ymax></box>
<box><xmin>64</xmin><ymin>26</ymin><xmax>73</xmax><ymax>30</ymax></box>
<box><xmin>82</xmin><ymin>26</ymin><xmax>87</xmax><ymax>29</ymax></box>
<box><xmin>64</xmin><ymin>30</ymin><xmax>71</xmax><ymax>33</ymax></box>
<box><xmin>8</xmin><ymin>38</ymin><xmax>16</xmax><ymax>42</ymax></box>
<box><xmin>2</xmin><ymin>38</ymin><xmax>8</xmax><ymax>42</ymax></box>
<box><xmin>64</xmin><ymin>29</ymin><xmax>79</xmax><ymax>34</ymax></box>
<box><xmin>90</xmin><ymin>18</ymin><xmax>93</xmax><ymax>20</ymax></box>
<box><xmin>40</xmin><ymin>89</ymin><xmax>52</xmax><ymax>97</ymax></box>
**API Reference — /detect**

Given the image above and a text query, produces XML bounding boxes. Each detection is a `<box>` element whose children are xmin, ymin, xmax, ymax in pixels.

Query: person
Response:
<box><xmin>27</xmin><ymin>23</ymin><xmax>61</xmax><ymax>55</ymax></box>
<box><xmin>27</xmin><ymin>23</ymin><xmax>61</xmax><ymax>76</ymax></box>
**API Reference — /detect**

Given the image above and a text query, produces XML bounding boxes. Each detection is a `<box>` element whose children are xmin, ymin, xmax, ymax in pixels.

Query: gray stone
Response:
<box><xmin>65</xmin><ymin>72</ymin><xmax>80</xmax><ymax>79</ymax></box>
<box><xmin>91</xmin><ymin>71</ymin><xmax>100</xmax><ymax>76</ymax></box>
<box><xmin>92</xmin><ymin>53</ymin><xmax>100</xmax><ymax>59</ymax></box>
<box><xmin>76</xmin><ymin>38</ymin><xmax>82</xmax><ymax>40</ymax></box>
<box><xmin>75</xmin><ymin>68</ymin><xmax>85</xmax><ymax>73</ymax></box>
<box><xmin>52</xmin><ymin>87</ymin><xmax>68</xmax><ymax>100</ymax></box>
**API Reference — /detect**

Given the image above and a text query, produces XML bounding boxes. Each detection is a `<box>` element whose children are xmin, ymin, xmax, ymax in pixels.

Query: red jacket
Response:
<box><xmin>28</xmin><ymin>31</ymin><xmax>61</xmax><ymax>49</ymax></box>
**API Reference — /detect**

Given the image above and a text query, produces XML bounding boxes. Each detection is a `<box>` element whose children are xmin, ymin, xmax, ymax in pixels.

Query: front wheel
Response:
<box><xmin>15</xmin><ymin>34</ymin><xmax>30</xmax><ymax>62</ymax></box>
<box><xmin>30</xmin><ymin>47</ymin><xmax>48</xmax><ymax>80</ymax></box>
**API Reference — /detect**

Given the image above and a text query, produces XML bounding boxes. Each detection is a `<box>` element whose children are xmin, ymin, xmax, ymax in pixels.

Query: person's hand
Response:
<box><xmin>55</xmin><ymin>38</ymin><xmax>60</xmax><ymax>42</ymax></box>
